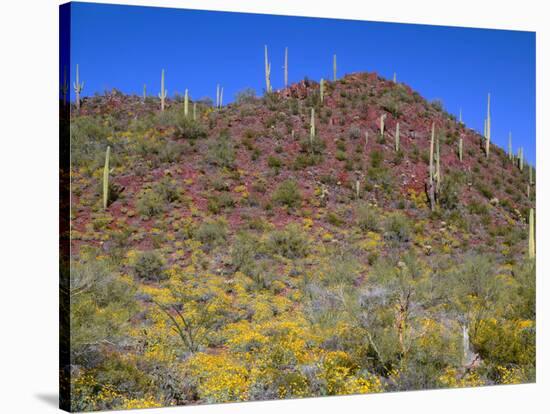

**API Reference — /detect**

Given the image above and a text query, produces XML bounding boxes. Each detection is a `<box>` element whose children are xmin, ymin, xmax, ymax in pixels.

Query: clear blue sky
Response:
<box><xmin>66</xmin><ymin>2</ymin><xmax>536</xmax><ymax>165</ymax></box>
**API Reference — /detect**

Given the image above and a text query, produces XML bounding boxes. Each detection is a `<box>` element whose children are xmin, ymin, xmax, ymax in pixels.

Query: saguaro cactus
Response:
<box><xmin>159</xmin><ymin>69</ymin><xmax>167</xmax><ymax>111</ymax></box>
<box><xmin>436</xmin><ymin>131</ymin><xmax>441</xmax><ymax>195</ymax></box>
<box><xmin>142</xmin><ymin>84</ymin><xmax>147</xmax><ymax>103</ymax></box>
<box><xmin>508</xmin><ymin>132</ymin><xmax>513</xmax><ymax>161</ymax></box>
<box><xmin>184</xmin><ymin>89</ymin><xmax>189</xmax><ymax>117</ymax></box>
<box><xmin>393</xmin><ymin>72</ymin><xmax>397</xmax><ymax>83</ymax></box>
<box><xmin>529</xmin><ymin>208</ymin><xmax>535</xmax><ymax>259</ymax></box>
<box><xmin>103</xmin><ymin>146</ymin><xmax>110</xmax><ymax>210</ymax></box>
<box><xmin>485</xmin><ymin>93</ymin><xmax>491</xmax><ymax>158</ymax></box>
<box><xmin>459</xmin><ymin>108</ymin><xmax>462</xmax><ymax>124</ymax></box>
<box><xmin>365</xmin><ymin>131</ymin><xmax>369</xmax><ymax>149</ymax></box>
<box><xmin>529</xmin><ymin>165</ymin><xmax>534</xmax><ymax>185</ymax></box>
<box><xmin>519</xmin><ymin>147</ymin><xmax>524</xmax><ymax>171</ymax></box>
<box><xmin>356</xmin><ymin>179</ymin><xmax>360</xmax><ymax>199</ymax></box>
<box><xmin>333</xmin><ymin>54</ymin><xmax>337</xmax><ymax>81</ymax></box>
<box><xmin>216</xmin><ymin>84</ymin><xmax>224</xmax><ymax>109</ymax></box>
<box><xmin>193</xmin><ymin>102</ymin><xmax>197</xmax><ymax>121</ymax></box>
<box><xmin>310</xmin><ymin>108</ymin><xmax>316</xmax><ymax>144</ymax></box>
<box><xmin>428</xmin><ymin>122</ymin><xmax>436</xmax><ymax>211</ymax></box>
<box><xmin>284</xmin><ymin>47</ymin><xmax>288</xmax><ymax>88</ymax></box>
<box><xmin>264</xmin><ymin>45</ymin><xmax>272</xmax><ymax>93</ymax></box>
<box><xmin>395</xmin><ymin>122</ymin><xmax>400</xmax><ymax>151</ymax></box>
<box><xmin>380</xmin><ymin>114</ymin><xmax>387</xmax><ymax>136</ymax></box>
<box><xmin>458</xmin><ymin>136</ymin><xmax>463</xmax><ymax>162</ymax></box>
<box><xmin>73</xmin><ymin>64</ymin><xmax>84</xmax><ymax>112</ymax></box>
<box><xmin>320</xmin><ymin>78</ymin><xmax>325</xmax><ymax>104</ymax></box>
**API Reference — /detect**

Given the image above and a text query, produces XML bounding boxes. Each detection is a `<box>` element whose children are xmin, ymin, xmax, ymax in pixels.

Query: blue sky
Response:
<box><xmin>66</xmin><ymin>2</ymin><xmax>536</xmax><ymax>164</ymax></box>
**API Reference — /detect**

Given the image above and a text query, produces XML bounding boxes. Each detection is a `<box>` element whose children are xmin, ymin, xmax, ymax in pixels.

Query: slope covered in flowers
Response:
<box><xmin>66</xmin><ymin>72</ymin><xmax>535</xmax><ymax>411</ymax></box>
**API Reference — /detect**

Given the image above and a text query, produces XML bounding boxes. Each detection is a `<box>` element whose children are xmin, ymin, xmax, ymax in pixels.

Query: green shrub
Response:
<box><xmin>384</xmin><ymin>212</ymin><xmax>411</xmax><ymax>243</ymax></box>
<box><xmin>207</xmin><ymin>193</ymin><xmax>235</xmax><ymax>213</ymax></box>
<box><xmin>136</xmin><ymin>188</ymin><xmax>164</xmax><ymax>218</ymax></box>
<box><xmin>356</xmin><ymin>206</ymin><xmax>379</xmax><ymax>232</ymax></box>
<box><xmin>195</xmin><ymin>219</ymin><xmax>228</xmax><ymax>246</ymax></box>
<box><xmin>70</xmin><ymin>116</ymin><xmax>111</xmax><ymax>168</ymax></box>
<box><xmin>174</xmin><ymin>114</ymin><xmax>207</xmax><ymax>140</ymax></box>
<box><xmin>267</xmin><ymin>224</ymin><xmax>309</xmax><ymax>259</ymax></box>
<box><xmin>272</xmin><ymin>179</ymin><xmax>302</xmax><ymax>208</ymax></box>
<box><xmin>207</xmin><ymin>135</ymin><xmax>235</xmax><ymax>168</ymax></box>
<box><xmin>133</xmin><ymin>251</ymin><xmax>166</xmax><ymax>282</ymax></box>
<box><xmin>267</xmin><ymin>155</ymin><xmax>283</xmax><ymax>170</ymax></box>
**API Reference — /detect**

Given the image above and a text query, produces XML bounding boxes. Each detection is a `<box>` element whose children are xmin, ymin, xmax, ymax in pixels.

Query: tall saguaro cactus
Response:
<box><xmin>103</xmin><ymin>146</ymin><xmax>111</xmax><ymax>210</ymax></box>
<box><xmin>393</xmin><ymin>72</ymin><xmax>397</xmax><ymax>83</ymax></box>
<box><xmin>458</xmin><ymin>136</ymin><xmax>463</xmax><ymax>162</ymax></box>
<box><xmin>284</xmin><ymin>47</ymin><xmax>288</xmax><ymax>88</ymax></box>
<box><xmin>459</xmin><ymin>108</ymin><xmax>462</xmax><ymax>124</ymax></box>
<box><xmin>184</xmin><ymin>89</ymin><xmax>189</xmax><ymax>117</ymax></box>
<box><xmin>310</xmin><ymin>108</ymin><xmax>316</xmax><ymax>145</ymax></box>
<box><xmin>73</xmin><ymin>64</ymin><xmax>84</xmax><ymax>112</ymax></box>
<box><xmin>320</xmin><ymin>78</ymin><xmax>325</xmax><ymax>104</ymax></box>
<box><xmin>485</xmin><ymin>93</ymin><xmax>491</xmax><ymax>158</ymax></box>
<box><xmin>193</xmin><ymin>102</ymin><xmax>197</xmax><ymax>121</ymax></box>
<box><xmin>142</xmin><ymin>84</ymin><xmax>147</xmax><ymax>103</ymax></box>
<box><xmin>264</xmin><ymin>45</ymin><xmax>272</xmax><ymax>93</ymax></box>
<box><xmin>529</xmin><ymin>165</ymin><xmax>534</xmax><ymax>185</ymax></box>
<box><xmin>395</xmin><ymin>122</ymin><xmax>400</xmax><ymax>152</ymax></box>
<box><xmin>216</xmin><ymin>84</ymin><xmax>224</xmax><ymax>109</ymax></box>
<box><xmin>159</xmin><ymin>69</ymin><xmax>167</xmax><ymax>111</ymax></box>
<box><xmin>436</xmin><ymin>131</ymin><xmax>441</xmax><ymax>195</ymax></box>
<box><xmin>529</xmin><ymin>208</ymin><xmax>535</xmax><ymax>259</ymax></box>
<box><xmin>508</xmin><ymin>131</ymin><xmax>514</xmax><ymax>161</ymax></box>
<box><xmin>333</xmin><ymin>54</ymin><xmax>337</xmax><ymax>81</ymax></box>
<box><xmin>380</xmin><ymin>114</ymin><xmax>387</xmax><ymax>136</ymax></box>
<box><xmin>428</xmin><ymin>122</ymin><xmax>436</xmax><ymax>211</ymax></box>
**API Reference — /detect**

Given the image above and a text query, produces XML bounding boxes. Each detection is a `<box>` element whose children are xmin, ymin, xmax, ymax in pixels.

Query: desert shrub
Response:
<box><xmin>272</xmin><ymin>179</ymin><xmax>302</xmax><ymax>208</ymax></box>
<box><xmin>384</xmin><ymin>213</ymin><xmax>411</xmax><ymax>243</ymax></box>
<box><xmin>370</xmin><ymin>150</ymin><xmax>384</xmax><ymax>168</ymax></box>
<box><xmin>136</xmin><ymin>188</ymin><xmax>164</xmax><ymax>218</ymax></box>
<box><xmin>348</xmin><ymin>126</ymin><xmax>361</xmax><ymax>140</ymax></box>
<box><xmin>207</xmin><ymin>134</ymin><xmax>235</xmax><ymax>168</ymax></box>
<box><xmin>132</xmin><ymin>251</ymin><xmax>166</xmax><ymax>282</ymax></box>
<box><xmin>235</xmin><ymin>88</ymin><xmax>257</xmax><ymax>104</ymax></box>
<box><xmin>174</xmin><ymin>114</ymin><xmax>207</xmax><ymax>140</ymax></box>
<box><xmin>439</xmin><ymin>179</ymin><xmax>460</xmax><ymax>210</ymax></box>
<box><xmin>207</xmin><ymin>193</ymin><xmax>235</xmax><ymax>213</ymax></box>
<box><xmin>158</xmin><ymin>140</ymin><xmax>187</xmax><ymax>163</ymax></box>
<box><xmin>356</xmin><ymin>206</ymin><xmax>379</xmax><ymax>232</ymax></box>
<box><xmin>293</xmin><ymin>153</ymin><xmax>323</xmax><ymax>169</ymax></box>
<box><xmin>266</xmin><ymin>224</ymin><xmax>309</xmax><ymax>259</ymax></box>
<box><xmin>267</xmin><ymin>155</ymin><xmax>283</xmax><ymax>171</ymax></box>
<box><xmin>69</xmin><ymin>259</ymin><xmax>137</xmax><ymax>365</ymax></box>
<box><xmin>70</xmin><ymin>116</ymin><xmax>111</xmax><ymax>168</ymax></box>
<box><xmin>326</xmin><ymin>210</ymin><xmax>345</xmax><ymax>227</ymax></box>
<box><xmin>157</xmin><ymin>177</ymin><xmax>181</xmax><ymax>203</ymax></box>
<box><xmin>195</xmin><ymin>219</ymin><xmax>228</xmax><ymax>246</ymax></box>
<box><xmin>231</xmin><ymin>231</ymin><xmax>261</xmax><ymax>275</ymax></box>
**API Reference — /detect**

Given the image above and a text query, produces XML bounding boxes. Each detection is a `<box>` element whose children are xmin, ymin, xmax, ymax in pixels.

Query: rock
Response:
<box><xmin>490</xmin><ymin>197</ymin><xmax>499</xmax><ymax>205</ymax></box>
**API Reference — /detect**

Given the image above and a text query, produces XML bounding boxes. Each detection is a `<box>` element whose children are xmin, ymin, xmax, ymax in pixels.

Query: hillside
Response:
<box><xmin>65</xmin><ymin>72</ymin><xmax>536</xmax><ymax>411</ymax></box>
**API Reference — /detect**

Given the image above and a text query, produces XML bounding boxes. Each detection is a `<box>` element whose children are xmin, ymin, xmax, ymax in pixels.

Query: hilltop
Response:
<box><xmin>66</xmin><ymin>72</ymin><xmax>535</xmax><ymax>410</ymax></box>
